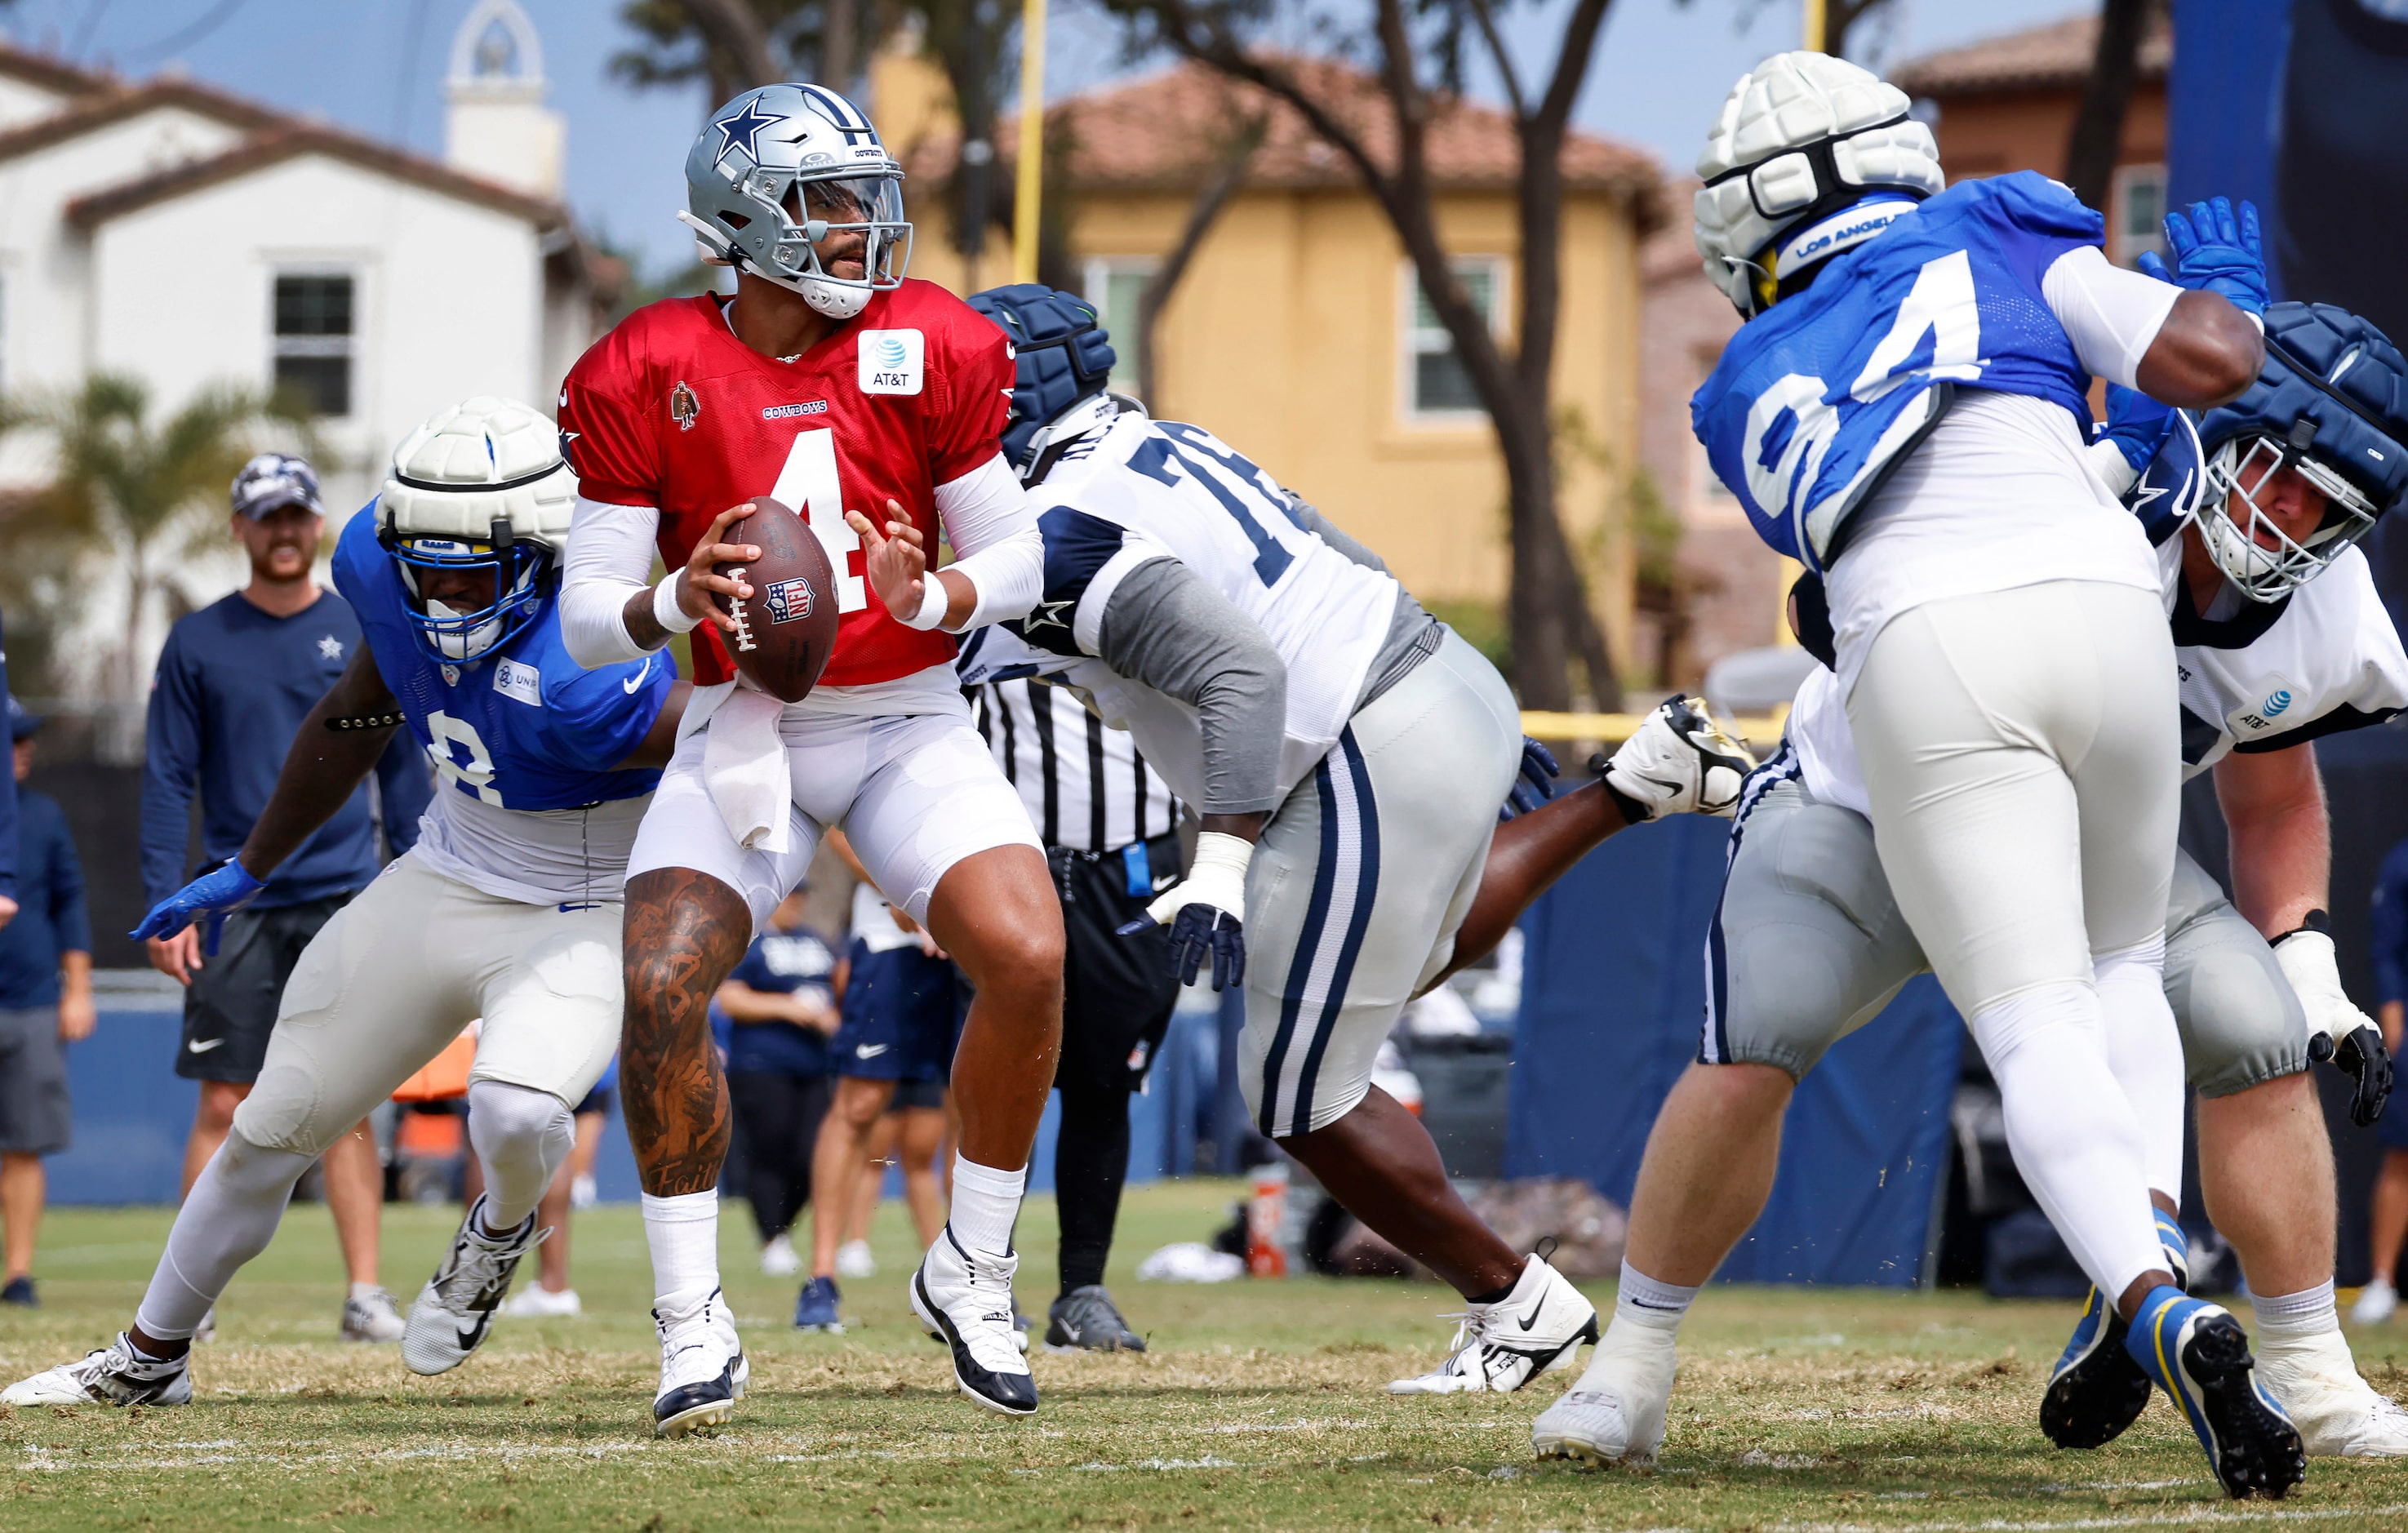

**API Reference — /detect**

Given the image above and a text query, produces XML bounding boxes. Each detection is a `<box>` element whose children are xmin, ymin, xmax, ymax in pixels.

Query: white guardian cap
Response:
<box><xmin>680</xmin><ymin>82</ymin><xmax>912</xmax><ymax>321</ymax></box>
<box><xmin>1694</xmin><ymin>51</ymin><xmax>1943</xmax><ymax>317</ymax></box>
<box><xmin>377</xmin><ymin>397</ymin><xmax>576</xmax><ymax>660</ymax></box>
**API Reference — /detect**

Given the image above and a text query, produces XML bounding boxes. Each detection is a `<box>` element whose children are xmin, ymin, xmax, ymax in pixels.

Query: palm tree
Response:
<box><xmin>0</xmin><ymin>374</ymin><xmax>316</xmax><ymax>758</ymax></box>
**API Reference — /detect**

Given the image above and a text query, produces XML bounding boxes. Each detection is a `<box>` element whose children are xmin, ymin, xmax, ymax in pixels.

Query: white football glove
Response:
<box><xmin>1600</xmin><ymin>695</ymin><xmax>1758</xmax><ymax>819</ymax></box>
<box><xmin>1126</xmin><ymin>830</ymin><xmax>1251</xmax><ymax>992</ymax></box>
<box><xmin>2274</xmin><ymin>922</ymin><xmax>2394</xmax><ymax>1126</ymax></box>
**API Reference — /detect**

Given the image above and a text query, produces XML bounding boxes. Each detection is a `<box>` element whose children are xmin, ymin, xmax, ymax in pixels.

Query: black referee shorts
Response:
<box><xmin>175</xmin><ymin>894</ymin><xmax>354</xmax><ymax>1084</ymax></box>
<box><xmin>1053</xmin><ymin>833</ymin><xmax>1184</xmax><ymax>1095</ymax></box>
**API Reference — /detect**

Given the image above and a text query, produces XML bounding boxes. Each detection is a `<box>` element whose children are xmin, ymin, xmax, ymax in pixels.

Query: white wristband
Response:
<box><xmin>899</xmin><ymin>573</ymin><xmax>951</xmax><ymax>631</ymax></box>
<box><xmin>652</xmin><ymin>571</ymin><xmax>702</xmax><ymax>637</ymax></box>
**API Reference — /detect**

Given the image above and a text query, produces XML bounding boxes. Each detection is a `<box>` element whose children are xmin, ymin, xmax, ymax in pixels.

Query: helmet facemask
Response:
<box><xmin>385</xmin><ymin>531</ymin><xmax>552</xmax><ymax>661</ymax></box>
<box><xmin>2195</xmin><ymin>431</ymin><xmax>2381</xmax><ymax>602</ymax></box>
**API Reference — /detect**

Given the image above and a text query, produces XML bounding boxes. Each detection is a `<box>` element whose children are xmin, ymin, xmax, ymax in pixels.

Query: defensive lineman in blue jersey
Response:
<box><xmin>4</xmin><ymin>398</ymin><xmax>686</xmax><ymax>1415</ymax></box>
<box><xmin>1538</xmin><ymin>53</ymin><xmax>2301</xmax><ymax>1500</ymax></box>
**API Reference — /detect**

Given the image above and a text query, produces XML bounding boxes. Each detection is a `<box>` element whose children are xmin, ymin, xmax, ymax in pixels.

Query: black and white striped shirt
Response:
<box><xmin>971</xmin><ymin>679</ymin><xmax>1181</xmax><ymax>853</ymax></box>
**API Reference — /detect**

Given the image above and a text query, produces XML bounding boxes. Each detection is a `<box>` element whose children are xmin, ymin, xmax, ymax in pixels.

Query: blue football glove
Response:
<box><xmin>1165</xmin><ymin>904</ymin><xmax>1246</xmax><ymax>992</ymax></box>
<box><xmin>1500</xmin><ymin>737</ymin><xmax>1561</xmax><ymax>821</ymax></box>
<box><xmin>2098</xmin><ymin>383</ymin><xmax>2175</xmax><ymax>473</ymax></box>
<box><xmin>1116</xmin><ymin>829</ymin><xmax>1251</xmax><ymax>992</ymax></box>
<box><xmin>2160</xmin><ymin>196</ymin><xmax>2267</xmax><ymax>316</ymax></box>
<box><xmin>131</xmin><ymin>858</ymin><xmax>267</xmax><ymax>957</ymax></box>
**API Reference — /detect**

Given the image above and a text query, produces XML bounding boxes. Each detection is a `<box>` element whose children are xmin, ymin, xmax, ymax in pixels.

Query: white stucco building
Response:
<box><xmin>0</xmin><ymin>0</ymin><xmax>612</xmax><ymax>513</ymax></box>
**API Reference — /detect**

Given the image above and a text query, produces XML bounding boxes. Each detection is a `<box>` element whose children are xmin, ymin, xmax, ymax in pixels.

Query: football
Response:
<box><xmin>712</xmin><ymin>495</ymin><xmax>840</xmax><ymax>704</ymax></box>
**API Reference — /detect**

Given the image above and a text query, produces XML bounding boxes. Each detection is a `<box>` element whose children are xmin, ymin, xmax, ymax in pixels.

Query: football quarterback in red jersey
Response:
<box><xmin>557</xmin><ymin>82</ymin><xmax>1058</xmax><ymax>1434</ymax></box>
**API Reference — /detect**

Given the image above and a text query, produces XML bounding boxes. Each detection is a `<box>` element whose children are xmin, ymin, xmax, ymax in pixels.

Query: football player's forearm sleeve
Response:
<box><xmin>2043</xmin><ymin>245</ymin><xmax>2181</xmax><ymax>391</ymax></box>
<box><xmin>1096</xmin><ymin>558</ymin><xmax>1288</xmax><ymax>816</ymax></box>
<box><xmin>932</xmin><ymin>455</ymin><xmax>1044</xmax><ymax>629</ymax></box>
<box><xmin>1287</xmin><ymin>496</ymin><xmax>1390</xmax><ymax>574</ymax></box>
<box><xmin>562</xmin><ymin>497</ymin><xmax>664</xmax><ymax>667</ymax></box>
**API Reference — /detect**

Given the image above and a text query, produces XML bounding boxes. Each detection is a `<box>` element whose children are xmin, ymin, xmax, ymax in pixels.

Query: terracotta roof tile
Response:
<box><xmin>64</xmin><ymin>125</ymin><xmax>566</xmax><ymax>231</ymax></box>
<box><xmin>1891</xmin><ymin>12</ymin><xmax>2170</xmax><ymax>97</ymax></box>
<box><xmin>909</xmin><ymin>56</ymin><xmax>1661</xmax><ymax>219</ymax></box>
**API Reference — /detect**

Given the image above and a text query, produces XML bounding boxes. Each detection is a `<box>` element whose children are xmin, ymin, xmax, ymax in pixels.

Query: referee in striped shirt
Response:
<box><xmin>971</xmin><ymin>677</ymin><xmax>1182</xmax><ymax>1353</ymax></box>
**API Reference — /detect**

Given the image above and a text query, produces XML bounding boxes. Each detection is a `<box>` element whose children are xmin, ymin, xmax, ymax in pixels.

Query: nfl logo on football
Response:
<box><xmin>762</xmin><ymin>575</ymin><xmax>815</xmax><ymax>624</ymax></box>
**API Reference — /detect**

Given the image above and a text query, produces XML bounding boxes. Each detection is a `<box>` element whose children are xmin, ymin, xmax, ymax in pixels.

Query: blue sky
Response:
<box><xmin>7</xmin><ymin>0</ymin><xmax>2092</xmax><ymax>273</ymax></box>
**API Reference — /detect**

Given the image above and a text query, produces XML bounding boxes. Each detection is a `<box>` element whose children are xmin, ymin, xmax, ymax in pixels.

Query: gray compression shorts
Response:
<box><xmin>1702</xmin><ymin>746</ymin><xmax>2309</xmax><ymax>1097</ymax></box>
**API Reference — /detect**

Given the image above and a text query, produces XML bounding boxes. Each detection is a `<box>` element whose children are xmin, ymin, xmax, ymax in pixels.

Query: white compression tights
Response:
<box><xmin>467</xmin><ymin>1079</ymin><xmax>575</xmax><ymax>1231</ymax></box>
<box><xmin>1971</xmin><ymin>982</ymin><xmax>2170</xmax><ymax>1302</ymax></box>
<box><xmin>2096</xmin><ymin>935</ymin><xmax>2187</xmax><ymax>1203</ymax></box>
<box><xmin>132</xmin><ymin>1081</ymin><xmax>575</xmax><ymax>1341</ymax></box>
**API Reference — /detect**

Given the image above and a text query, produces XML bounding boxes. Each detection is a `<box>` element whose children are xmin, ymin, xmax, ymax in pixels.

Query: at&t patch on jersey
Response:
<box><xmin>857</xmin><ymin>329</ymin><xmax>924</xmax><ymax>395</ymax></box>
<box><xmin>2228</xmin><ymin>677</ymin><xmax>2298</xmax><ymax>737</ymax></box>
<box><xmin>762</xmin><ymin>575</ymin><xmax>817</xmax><ymax>624</ymax></box>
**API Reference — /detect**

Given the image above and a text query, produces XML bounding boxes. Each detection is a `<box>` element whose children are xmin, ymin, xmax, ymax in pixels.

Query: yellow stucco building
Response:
<box><xmin>873</xmin><ymin>51</ymin><xmax>1663</xmax><ymax>687</ymax></box>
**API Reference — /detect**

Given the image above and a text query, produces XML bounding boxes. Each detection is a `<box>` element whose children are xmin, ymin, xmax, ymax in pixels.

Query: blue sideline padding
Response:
<box><xmin>56</xmin><ymin>997</ymin><xmax>1176</xmax><ymax>1206</ymax></box>
<box><xmin>1507</xmin><ymin>815</ymin><xmax>1963</xmax><ymax>1287</ymax></box>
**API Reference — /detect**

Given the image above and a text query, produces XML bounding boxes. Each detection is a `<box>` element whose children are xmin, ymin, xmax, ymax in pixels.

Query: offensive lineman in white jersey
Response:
<box><xmin>1671</xmin><ymin>51</ymin><xmax>2292</xmax><ymax>1497</ymax></box>
<box><xmin>953</xmin><ymin>285</ymin><xmax>1752</xmax><ymax>1394</ymax></box>
<box><xmin>1527</xmin><ymin>304</ymin><xmax>2408</xmax><ymax>1477</ymax></box>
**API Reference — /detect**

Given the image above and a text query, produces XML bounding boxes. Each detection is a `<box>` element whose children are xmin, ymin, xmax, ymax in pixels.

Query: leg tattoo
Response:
<box><xmin>621</xmin><ymin>869</ymin><xmax>752</xmax><ymax>1198</ymax></box>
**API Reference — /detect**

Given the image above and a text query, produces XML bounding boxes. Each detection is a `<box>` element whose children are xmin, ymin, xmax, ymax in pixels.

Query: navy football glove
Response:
<box><xmin>1165</xmin><ymin>904</ymin><xmax>1246</xmax><ymax>993</ymax></box>
<box><xmin>2158</xmin><ymin>196</ymin><xmax>2267</xmax><ymax>316</ymax></box>
<box><xmin>2098</xmin><ymin>383</ymin><xmax>2175</xmax><ymax>474</ymax></box>
<box><xmin>2312</xmin><ymin>1024</ymin><xmax>2394</xmax><ymax>1129</ymax></box>
<box><xmin>131</xmin><ymin>858</ymin><xmax>267</xmax><ymax>956</ymax></box>
<box><xmin>1500</xmin><ymin>737</ymin><xmax>1561</xmax><ymax>821</ymax></box>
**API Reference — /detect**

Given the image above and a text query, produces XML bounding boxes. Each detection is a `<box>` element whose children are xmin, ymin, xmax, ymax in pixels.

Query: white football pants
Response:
<box><xmin>1847</xmin><ymin>580</ymin><xmax>2182</xmax><ymax>1303</ymax></box>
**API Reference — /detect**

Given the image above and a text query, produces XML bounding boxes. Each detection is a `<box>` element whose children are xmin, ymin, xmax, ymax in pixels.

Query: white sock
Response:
<box><xmin>1970</xmin><ymin>980</ymin><xmax>2165</xmax><ymax>1304</ymax></box>
<box><xmin>642</xmin><ymin>1189</ymin><xmax>722</xmax><ymax>1309</ymax></box>
<box><xmin>2254</xmin><ymin>1280</ymin><xmax>2339</xmax><ymax>1343</ymax></box>
<box><xmin>1614</xmin><ymin>1262</ymin><xmax>1699</xmax><ymax>1333</ymax></box>
<box><xmin>467</xmin><ymin>1079</ymin><xmax>574</xmax><ymax>1231</ymax></box>
<box><xmin>135</xmin><ymin>1133</ymin><xmax>313</xmax><ymax>1342</ymax></box>
<box><xmin>349</xmin><ymin>1282</ymin><xmax>384</xmax><ymax>1302</ymax></box>
<box><xmin>2095</xmin><ymin>935</ymin><xmax>2187</xmax><ymax>1202</ymax></box>
<box><xmin>948</xmin><ymin>1154</ymin><xmax>1025</xmax><ymax>1258</ymax></box>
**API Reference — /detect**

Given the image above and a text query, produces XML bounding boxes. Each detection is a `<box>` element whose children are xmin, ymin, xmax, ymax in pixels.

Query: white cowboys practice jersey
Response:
<box><xmin>1791</xmin><ymin>540</ymin><xmax>2408</xmax><ymax>814</ymax></box>
<box><xmin>958</xmin><ymin>411</ymin><xmax>1402</xmax><ymax>807</ymax></box>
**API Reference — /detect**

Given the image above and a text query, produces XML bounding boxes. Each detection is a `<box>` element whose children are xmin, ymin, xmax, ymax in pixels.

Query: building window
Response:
<box><xmin>1402</xmin><ymin>258</ymin><xmax>1506</xmax><ymax>421</ymax></box>
<box><xmin>2111</xmin><ymin>164</ymin><xmax>2168</xmax><ymax>270</ymax></box>
<box><xmin>1082</xmin><ymin>257</ymin><xmax>1155</xmax><ymax>395</ymax></box>
<box><xmin>273</xmin><ymin>273</ymin><xmax>354</xmax><ymax>417</ymax></box>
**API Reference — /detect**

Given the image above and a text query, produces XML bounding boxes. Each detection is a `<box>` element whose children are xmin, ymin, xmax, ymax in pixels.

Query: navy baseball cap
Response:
<box><xmin>231</xmin><ymin>452</ymin><xmax>323</xmax><ymax>519</ymax></box>
<box><xmin>7</xmin><ymin>696</ymin><xmax>42</xmax><ymax>740</ymax></box>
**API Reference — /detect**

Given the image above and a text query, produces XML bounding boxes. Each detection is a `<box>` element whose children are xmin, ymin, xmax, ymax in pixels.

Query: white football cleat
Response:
<box><xmin>402</xmin><ymin>1196</ymin><xmax>544</xmax><ymax>1376</ymax></box>
<box><xmin>653</xmin><ymin>1286</ymin><xmax>748</xmax><ymax>1438</ymax></box>
<box><xmin>2257</xmin><ymin>1329</ymin><xmax>2408</xmax><ymax>1456</ymax></box>
<box><xmin>1531</xmin><ymin>1316</ymin><xmax>1679</xmax><ymax>1468</ymax></box>
<box><xmin>340</xmin><ymin>1286</ymin><xmax>406</xmax><ymax>1344</ymax></box>
<box><xmin>758</xmin><ymin>1233</ymin><xmax>802</xmax><ymax>1278</ymax></box>
<box><xmin>836</xmin><ymin>1238</ymin><xmax>877</xmax><ymax>1279</ymax></box>
<box><xmin>2352</xmin><ymin>1278</ymin><xmax>2397</xmax><ymax>1326</ymax></box>
<box><xmin>1598</xmin><ymin>695</ymin><xmax>1757</xmax><ymax>820</ymax></box>
<box><xmin>911</xmin><ymin>1227</ymin><xmax>1037</xmax><ymax>1415</ymax></box>
<box><xmin>502</xmin><ymin>1283</ymin><xmax>581</xmax><ymax>1319</ymax></box>
<box><xmin>1388</xmin><ymin>1255</ymin><xmax>1598</xmax><ymax>1395</ymax></box>
<box><xmin>2</xmin><ymin>1334</ymin><xmax>191</xmax><ymax>1408</ymax></box>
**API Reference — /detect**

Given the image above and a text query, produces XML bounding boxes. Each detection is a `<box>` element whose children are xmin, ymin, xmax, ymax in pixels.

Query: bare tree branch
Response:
<box><xmin>1463</xmin><ymin>0</ymin><xmax>1526</xmax><ymax>123</ymax></box>
<box><xmin>1136</xmin><ymin>112</ymin><xmax>1268</xmax><ymax>406</ymax></box>
<box><xmin>2064</xmin><ymin>0</ymin><xmax>2153</xmax><ymax>214</ymax></box>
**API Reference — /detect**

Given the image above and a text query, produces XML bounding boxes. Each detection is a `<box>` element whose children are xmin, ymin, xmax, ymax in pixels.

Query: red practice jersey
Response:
<box><xmin>559</xmin><ymin>280</ymin><xmax>1015</xmax><ymax>687</ymax></box>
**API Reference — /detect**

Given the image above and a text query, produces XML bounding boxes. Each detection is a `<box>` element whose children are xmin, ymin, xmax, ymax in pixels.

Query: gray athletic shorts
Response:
<box><xmin>0</xmin><ymin>1005</ymin><xmax>70</xmax><ymax>1155</ymax></box>
<box><xmin>1238</xmin><ymin>629</ymin><xmax>1520</xmax><ymax>1138</ymax></box>
<box><xmin>1702</xmin><ymin>746</ymin><xmax>2309</xmax><ymax>1098</ymax></box>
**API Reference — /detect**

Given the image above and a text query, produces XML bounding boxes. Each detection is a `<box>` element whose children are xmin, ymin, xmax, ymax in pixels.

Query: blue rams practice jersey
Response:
<box><xmin>1692</xmin><ymin>171</ymin><xmax>2107</xmax><ymax>571</ymax></box>
<box><xmin>331</xmin><ymin>508</ymin><xmax>670</xmax><ymax>813</ymax></box>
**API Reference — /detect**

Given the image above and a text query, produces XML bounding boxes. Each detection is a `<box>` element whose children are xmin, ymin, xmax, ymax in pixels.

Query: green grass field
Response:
<box><xmin>6</xmin><ymin>1180</ymin><xmax>2408</xmax><ymax>1531</ymax></box>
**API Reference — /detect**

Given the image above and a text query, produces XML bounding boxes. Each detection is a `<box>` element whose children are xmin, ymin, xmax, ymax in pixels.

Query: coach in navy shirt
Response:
<box><xmin>137</xmin><ymin>454</ymin><xmax>431</xmax><ymax>1344</ymax></box>
<box><xmin>0</xmin><ymin>700</ymin><xmax>86</xmax><ymax>1306</ymax></box>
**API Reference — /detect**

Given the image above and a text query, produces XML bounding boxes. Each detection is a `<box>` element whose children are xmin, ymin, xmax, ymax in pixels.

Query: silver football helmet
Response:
<box><xmin>680</xmin><ymin>83</ymin><xmax>912</xmax><ymax>321</ymax></box>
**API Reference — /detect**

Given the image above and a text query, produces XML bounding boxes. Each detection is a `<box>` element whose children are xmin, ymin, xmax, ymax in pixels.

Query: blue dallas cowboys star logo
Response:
<box><xmin>713</xmin><ymin>96</ymin><xmax>785</xmax><ymax>164</ymax></box>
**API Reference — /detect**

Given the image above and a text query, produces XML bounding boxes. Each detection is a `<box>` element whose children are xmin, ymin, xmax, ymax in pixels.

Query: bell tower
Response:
<box><xmin>442</xmin><ymin>0</ymin><xmax>565</xmax><ymax>200</ymax></box>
